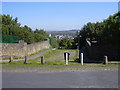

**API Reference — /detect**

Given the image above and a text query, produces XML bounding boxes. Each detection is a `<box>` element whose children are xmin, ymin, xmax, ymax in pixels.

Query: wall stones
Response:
<box><xmin>0</xmin><ymin>41</ymin><xmax>50</xmax><ymax>58</ymax></box>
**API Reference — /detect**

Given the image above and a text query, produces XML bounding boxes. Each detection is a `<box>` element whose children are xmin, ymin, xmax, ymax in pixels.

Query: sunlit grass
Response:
<box><xmin>1</xmin><ymin>49</ymin><xmax>79</xmax><ymax>66</ymax></box>
<box><xmin>2</xmin><ymin>49</ymin><xmax>118</xmax><ymax>66</ymax></box>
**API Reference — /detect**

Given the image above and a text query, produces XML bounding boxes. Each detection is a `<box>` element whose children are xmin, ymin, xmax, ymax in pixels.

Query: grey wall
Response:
<box><xmin>0</xmin><ymin>41</ymin><xmax>50</xmax><ymax>57</ymax></box>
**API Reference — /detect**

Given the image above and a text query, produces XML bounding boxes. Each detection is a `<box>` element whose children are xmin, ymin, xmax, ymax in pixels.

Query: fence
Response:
<box><xmin>0</xmin><ymin>34</ymin><xmax>19</xmax><ymax>43</ymax></box>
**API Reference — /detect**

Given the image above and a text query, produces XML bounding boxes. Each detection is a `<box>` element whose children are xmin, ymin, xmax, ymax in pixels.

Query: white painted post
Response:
<box><xmin>65</xmin><ymin>53</ymin><xmax>68</xmax><ymax>65</ymax></box>
<box><xmin>81</xmin><ymin>53</ymin><xmax>83</xmax><ymax>65</ymax></box>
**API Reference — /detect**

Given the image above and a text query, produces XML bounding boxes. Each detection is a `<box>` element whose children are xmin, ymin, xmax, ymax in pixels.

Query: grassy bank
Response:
<box><xmin>1</xmin><ymin>49</ymin><xmax>79</xmax><ymax>66</ymax></box>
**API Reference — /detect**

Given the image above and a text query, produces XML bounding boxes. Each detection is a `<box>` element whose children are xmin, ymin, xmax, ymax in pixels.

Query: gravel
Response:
<box><xmin>2</xmin><ymin>64</ymin><xmax>118</xmax><ymax>72</ymax></box>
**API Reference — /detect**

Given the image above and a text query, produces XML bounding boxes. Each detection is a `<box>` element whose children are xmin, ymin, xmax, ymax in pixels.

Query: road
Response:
<box><xmin>2</xmin><ymin>70</ymin><xmax>118</xmax><ymax>88</ymax></box>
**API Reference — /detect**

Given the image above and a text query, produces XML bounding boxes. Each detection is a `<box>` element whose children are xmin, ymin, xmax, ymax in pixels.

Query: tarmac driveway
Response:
<box><xmin>2</xmin><ymin>70</ymin><xmax>118</xmax><ymax>88</ymax></box>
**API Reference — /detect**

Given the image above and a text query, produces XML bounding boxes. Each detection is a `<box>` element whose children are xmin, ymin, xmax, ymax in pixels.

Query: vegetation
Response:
<box><xmin>78</xmin><ymin>11</ymin><xmax>120</xmax><ymax>47</ymax></box>
<box><xmin>1</xmin><ymin>49</ymin><xmax>78</xmax><ymax>65</ymax></box>
<box><xmin>1</xmin><ymin>14</ymin><xmax>77</xmax><ymax>49</ymax></box>
<box><xmin>58</xmin><ymin>38</ymin><xmax>74</xmax><ymax>49</ymax></box>
<box><xmin>1</xmin><ymin>14</ymin><xmax>49</xmax><ymax>44</ymax></box>
<box><xmin>49</xmin><ymin>37</ymin><xmax>58</xmax><ymax>48</ymax></box>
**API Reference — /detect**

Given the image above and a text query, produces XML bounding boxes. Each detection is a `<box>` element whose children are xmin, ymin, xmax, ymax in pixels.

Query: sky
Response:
<box><xmin>2</xmin><ymin>2</ymin><xmax>118</xmax><ymax>31</ymax></box>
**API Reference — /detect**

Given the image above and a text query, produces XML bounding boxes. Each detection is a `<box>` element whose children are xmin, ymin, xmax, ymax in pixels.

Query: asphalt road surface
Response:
<box><xmin>2</xmin><ymin>70</ymin><xmax>118</xmax><ymax>88</ymax></box>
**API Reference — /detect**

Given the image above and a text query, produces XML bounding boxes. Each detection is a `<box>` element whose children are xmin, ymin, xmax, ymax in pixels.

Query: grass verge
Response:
<box><xmin>1</xmin><ymin>49</ymin><xmax>79</xmax><ymax>66</ymax></box>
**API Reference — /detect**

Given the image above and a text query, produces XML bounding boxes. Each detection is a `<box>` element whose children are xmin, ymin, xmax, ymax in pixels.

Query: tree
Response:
<box><xmin>2</xmin><ymin>14</ymin><xmax>49</xmax><ymax>44</ymax></box>
<box><xmin>34</xmin><ymin>29</ymin><xmax>49</xmax><ymax>42</ymax></box>
<box><xmin>49</xmin><ymin>37</ymin><xmax>58</xmax><ymax>48</ymax></box>
<box><xmin>78</xmin><ymin>11</ymin><xmax>120</xmax><ymax>46</ymax></box>
<box><xmin>59</xmin><ymin>38</ymin><xmax>74</xmax><ymax>49</ymax></box>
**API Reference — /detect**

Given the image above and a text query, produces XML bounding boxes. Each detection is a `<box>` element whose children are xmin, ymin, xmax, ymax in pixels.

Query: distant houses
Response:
<box><xmin>49</xmin><ymin>34</ymin><xmax>75</xmax><ymax>40</ymax></box>
<box><xmin>47</xmin><ymin>30</ymin><xmax>79</xmax><ymax>40</ymax></box>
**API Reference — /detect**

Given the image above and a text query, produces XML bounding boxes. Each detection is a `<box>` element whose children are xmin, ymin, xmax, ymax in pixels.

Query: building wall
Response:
<box><xmin>0</xmin><ymin>41</ymin><xmax>50</xmax><ymax>57</ymax></box>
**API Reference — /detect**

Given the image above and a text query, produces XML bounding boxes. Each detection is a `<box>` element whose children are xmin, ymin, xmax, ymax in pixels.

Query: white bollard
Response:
<box><xmin>65</xmin><ymin>53</ymin><xmax>68</xmax><ymax>65</ymax></box>
<box><xmin>81</xmin><ymin>53</ymin><xmax>83</xmax><ymax>65</ymax></box>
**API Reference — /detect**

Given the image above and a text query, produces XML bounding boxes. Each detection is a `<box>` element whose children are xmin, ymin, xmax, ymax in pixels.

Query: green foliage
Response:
<box><xmin>1</xmin><ymin>14</ymin><xmax>49</xmax><ymax>44</ymax></box>
<box><xmin>49</xmin><ymin>37</ymin><xmax>58</xmax><ymax>48</ymax></box>
<box><xmin>0</xmin><ymin>34</ymin><xmax>19</xmax><ymax>43</ymax></box>
<box><xmin>79</xmin><ymin>11</ymin><xmax>120</xmax><ymax>46</ymax></box>
<box><xmin>34</xmin><ymin>29</ymin><xmax>49</xmax><ymax>42</ymax></box>
<box><xmin>59</xmin><ymin>38</ymin><xmax>74</xmax><ymax>49</ymax></box>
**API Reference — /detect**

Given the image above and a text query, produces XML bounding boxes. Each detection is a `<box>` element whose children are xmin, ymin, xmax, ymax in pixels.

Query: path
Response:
<box><xmin>2</xmin><ymin>70</ymin><xmax>118</xmax><ymax>88</ymax></box>
<box><xmin>0</xmin><ymin>49</ymin><xmax>76</xmax><ymax>63</ymax></box>
<box><xmin>45</xmin><ymin>50</ymin><xmax>76</xmax><ymax>61</ymax></box>
<box><xmin>0</xmin><ymin>49</ymin><xmax>51</xmax><ymax>63</ymax></box>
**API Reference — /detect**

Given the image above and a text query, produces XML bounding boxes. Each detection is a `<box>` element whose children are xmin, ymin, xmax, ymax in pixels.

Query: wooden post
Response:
<box><xmin>81</xmin><ymin>53</ymin><xmax>83</xmax><ymax>65</ymax></box>
<box><xmin>24</xmin><ymin>56</ymin><xmax>28</xmax><ymax>64</ymax></box>
<box><xmin>9</xmin><ymin>56</ymin><xmax>13</xmax><ymax>63</ymax></box>
<box><xmin>103</xmin><ymin>56</ymin><xmax>108</xmax><ymax>64</ymax></box>
<box><xmin>41</xmin><ymin>56</ymin><xmax>45</xmax><ymax>64</ymax></box>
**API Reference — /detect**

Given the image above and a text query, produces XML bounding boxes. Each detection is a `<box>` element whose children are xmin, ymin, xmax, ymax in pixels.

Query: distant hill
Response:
<box><xmin>46</xmin><ymin>30</ymin><xmax>80</xmax><ymax>36</ymax></box>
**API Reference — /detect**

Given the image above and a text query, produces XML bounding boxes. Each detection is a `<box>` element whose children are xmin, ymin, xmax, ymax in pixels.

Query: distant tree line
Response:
<box><xmin>1</xmin><ymin>14</ymin><xmax>49</xmax><ymax>44</ymax></box>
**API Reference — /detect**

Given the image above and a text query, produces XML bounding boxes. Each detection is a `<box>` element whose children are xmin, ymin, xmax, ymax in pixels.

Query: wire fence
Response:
<box><xmin>0</xmin><ymin>34</ymin><xmax>19</xmax><ymax>43</ymax></box>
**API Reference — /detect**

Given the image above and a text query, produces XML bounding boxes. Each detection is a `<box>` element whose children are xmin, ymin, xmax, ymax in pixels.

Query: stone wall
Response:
<box><xmin>0</xmin><ymin>41</ymin><xmax>50</xmax><ymax>57</ymax></box>
<box><xmin>27</xmin><ymin>41</ymin><xmax>50</xmax><ymax>55</ymax></box>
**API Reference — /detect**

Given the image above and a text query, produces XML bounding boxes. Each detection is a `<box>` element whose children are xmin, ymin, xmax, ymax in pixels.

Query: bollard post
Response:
<box><xmin>64</xmin><ymin>52</ymin><xmax>68</xmax><ymax>65</ymax></box>
<box><xmin>24</xmin><ymin>56</ymin><xmax>28</xmax><ymax>64</ymax></box>
<box><xmin>81</xmin><ymin>53</ymin><xmax>83</xmax><ymax>65</ymax></box>
<box><xmin>9</xmin><ymin>56</ymin><xmax>13</xmax><ymax>63</ymax></box>
<box><xmin>103</xmin><ymin>56</ymin><xmax>108</xmax><ymax>64</ymax></box>
<box><xmin>65</xmin><ymin>53</ymin><xmax>68</xmax><ymax>65</ymax></box>
<box><xmin>41</xmin><ymin>56</ymin><xmax>45</xmax><ymax>64</ymax></box>
<box><xmin>65</xmin><ymin>53</ymin><xmax>68</xmax><ymax>64</ymax></box>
